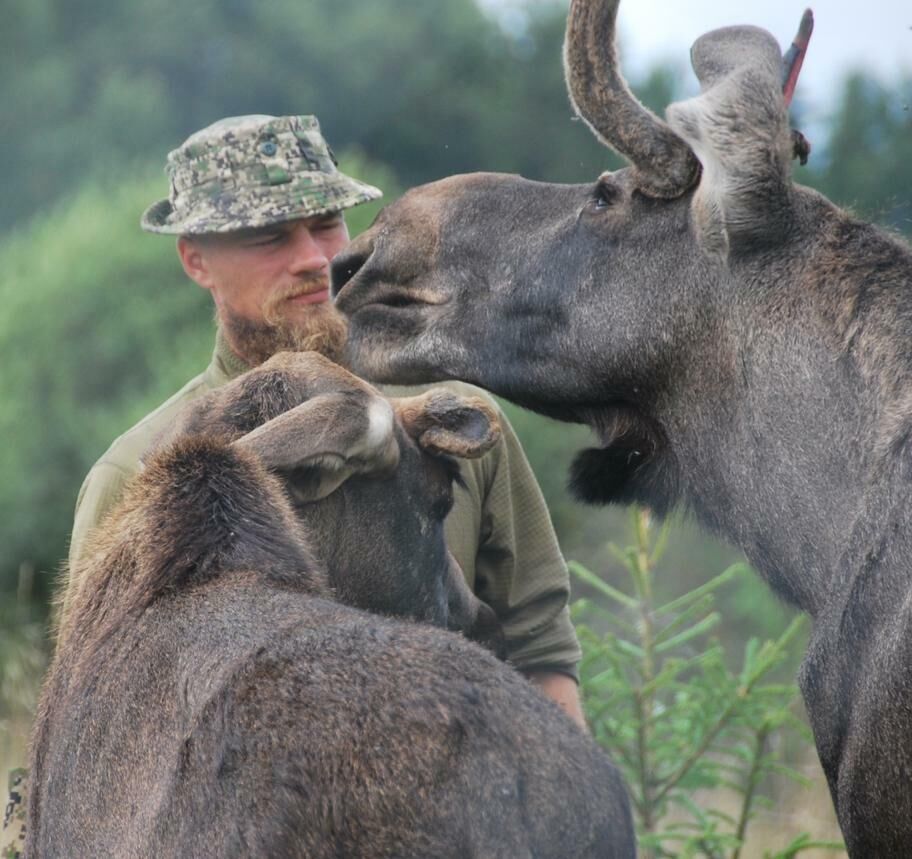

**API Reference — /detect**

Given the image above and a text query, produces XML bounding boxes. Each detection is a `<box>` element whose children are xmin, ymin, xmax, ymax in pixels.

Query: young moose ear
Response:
<box><xmin>234</xmin><ymin>391</ymin><xmax>400</xmax><ymax>502</ymax></box>
<box><xmin>392</xmin><ymin>391</ymin><xmax>501</xmax><ymax>459</ymax></box>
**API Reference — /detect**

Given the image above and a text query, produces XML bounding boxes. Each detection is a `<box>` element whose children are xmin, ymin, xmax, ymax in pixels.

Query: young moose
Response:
<box><xmin>27</xmin><ymin>353</ymin><xmax>634</xmax><ymax>858</ymax></box>
<box><xmin>333</xmin><ymin>1</ymin><xmax>912</xmax><ymax>855</ymax></box>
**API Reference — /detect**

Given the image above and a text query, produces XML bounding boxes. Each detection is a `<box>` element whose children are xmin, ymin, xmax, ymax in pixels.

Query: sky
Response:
<box><xmin>481</xmin><ymin>0</ymin><xmax>911</xmax><ymax>126</ymax></box>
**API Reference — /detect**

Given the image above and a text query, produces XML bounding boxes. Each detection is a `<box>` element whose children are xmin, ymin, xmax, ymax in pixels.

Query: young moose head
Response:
<box><xmin>76</xmin><ymin>351</ymin><xmax>504</xmax><ymax>655</ymax></box>
<box><xmin>333</xmin><ymin>2</ymin><xmax>912</xmax><ymax>854</ymax></box>
<box><xmin>199</xmin><ymin>352</ymin><xmax>501</xmax><ymax>647</ymax></box>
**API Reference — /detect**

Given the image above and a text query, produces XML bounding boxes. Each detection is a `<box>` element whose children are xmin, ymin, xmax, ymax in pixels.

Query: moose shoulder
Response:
<box><xmin>28</xmin><ymin>353</ymin><xmax>634</xmax><ymax>859</ymax></box>
<box><xmin>333</xmin><ymin>1</ymin><xmax>912</xmax><ymax>854</ymax></box>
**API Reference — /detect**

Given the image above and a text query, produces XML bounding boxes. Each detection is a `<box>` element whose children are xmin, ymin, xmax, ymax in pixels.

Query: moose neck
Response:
<box><xmin>668</xmin><ymin>305</ymin><xmax>869</xmax><ymax>614</ymax></box>
<box><xmin>630</xmin><ymin>211</ymin><xmax>912</xmax><ymax>617</ymax></box>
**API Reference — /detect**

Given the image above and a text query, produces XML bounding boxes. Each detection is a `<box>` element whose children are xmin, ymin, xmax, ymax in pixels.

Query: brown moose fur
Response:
<box><xmin>27</xmin><ymin>354</ymin><xmax>634</xmax><ymax>858</ymax></box>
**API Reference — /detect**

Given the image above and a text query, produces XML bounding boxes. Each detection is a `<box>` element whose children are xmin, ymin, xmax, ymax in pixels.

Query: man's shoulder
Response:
<box><xmin>94</xmin><ymin>370</ymin><xmax>216</xmax><ymax>475</ymax></box>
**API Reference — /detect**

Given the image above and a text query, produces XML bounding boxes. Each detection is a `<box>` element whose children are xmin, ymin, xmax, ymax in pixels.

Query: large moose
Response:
<box><xmin>27</xmin><ymin>353</ymin><xmax>634</xmax><ymax>858</ymax></box>
<box><xmin>332</xmin><ymin>1</ymin><xmax>912</xmax><ymax>855</ymax></box>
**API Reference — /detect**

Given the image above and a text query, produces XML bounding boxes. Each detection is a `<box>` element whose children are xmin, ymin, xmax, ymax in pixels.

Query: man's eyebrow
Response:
<box><xmin>233</xmin><ymin>225</ymin><xmax>291</xmax><ymax>240</ymax></box>
<box><xmin>223</xmin><ymin>215</ymin><xmax>343</xmax><ymax>243</ymax></box>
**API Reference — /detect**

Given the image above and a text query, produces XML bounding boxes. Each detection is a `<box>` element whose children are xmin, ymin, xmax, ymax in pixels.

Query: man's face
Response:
<box><xmin>179</xmin><ymin>213</ymin><xmax>351</xmax><ymax>365</ymax></box>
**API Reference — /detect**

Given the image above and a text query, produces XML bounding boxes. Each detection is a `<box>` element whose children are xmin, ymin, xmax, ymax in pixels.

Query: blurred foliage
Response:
<box><xmin>0</xmin><ymin>174</ymin><xmax>208</xmax><ymax>602</ymax></box>
<box><xmin>0</xmin><ymin>607</ymin><xmax>46</xmax><ymax>728</ymax></box>
<box><xmin>574</xmin><ymin>509</ymin><xmax>845</xmax><ymax>857</ymax></box>
<box><xmin>1</xmin><ymin>0</ymin><xmax>627</xmax><ymax>233</ymax></box>
<box><xmin>0</xmin><ymin>571</ymin><xmax>47</xmax><ymax>776</ymax></box>
<box><xmin>811</xmin><ymin>72</ymin><xmax>912</xmax><ymax>233</ymax></box>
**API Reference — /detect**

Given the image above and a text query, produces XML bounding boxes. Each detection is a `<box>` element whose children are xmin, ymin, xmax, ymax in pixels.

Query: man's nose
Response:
<box><xmin>287</xmin><ymin>224</ymin><xmax>329</xmax><ymax>275</ymax></box>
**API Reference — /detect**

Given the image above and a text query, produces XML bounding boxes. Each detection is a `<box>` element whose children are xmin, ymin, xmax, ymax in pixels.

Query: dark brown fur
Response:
<box><xmin>28</xmin><ymin>354</ymin><xmax>635</xmax><ymax>858</ymax></box>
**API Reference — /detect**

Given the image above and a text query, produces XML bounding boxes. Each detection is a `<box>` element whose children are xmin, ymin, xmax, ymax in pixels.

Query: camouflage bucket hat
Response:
<box><xmin>141</xmin><ymin>114</ymin><xmax>382</xmax><ymax>235</ymax></box>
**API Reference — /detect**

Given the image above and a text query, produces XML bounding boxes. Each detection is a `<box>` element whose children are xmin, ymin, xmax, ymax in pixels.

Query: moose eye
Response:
<box><xmin>592</xmin><ymin>181</ymin><xmax>619</xmax><ymax>210</ymax></box>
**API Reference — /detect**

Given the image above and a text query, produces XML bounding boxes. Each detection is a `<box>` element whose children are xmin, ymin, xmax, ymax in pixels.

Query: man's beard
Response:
<box><xmin>219</xmin><ymin>281</ymin><xmax>349</xmax><ymax>367</ymax></box>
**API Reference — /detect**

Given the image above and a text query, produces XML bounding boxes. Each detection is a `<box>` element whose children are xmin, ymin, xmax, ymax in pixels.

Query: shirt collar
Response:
<box><xmin>208</xmin><ymin>327</ymin><xmax>252</xmax><ymax>384</ymax></box>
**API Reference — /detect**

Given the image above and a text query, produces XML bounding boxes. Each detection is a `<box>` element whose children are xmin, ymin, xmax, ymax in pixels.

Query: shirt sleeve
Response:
<box><xmin>472</xmin><ymin>410</ymin><xmax>582</xmax><ymax>681</ymax></box>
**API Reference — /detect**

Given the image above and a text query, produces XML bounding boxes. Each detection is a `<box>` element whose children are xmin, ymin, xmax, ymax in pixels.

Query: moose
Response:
<box><xmin>27</xmin><ymin>353</ymin><xmax>635</xmax><ymax>858</ymax></box>
<box><xmin>332</xmin><ymin>1</ymin><xmax>912</xmax><ymax>854</ymax></box>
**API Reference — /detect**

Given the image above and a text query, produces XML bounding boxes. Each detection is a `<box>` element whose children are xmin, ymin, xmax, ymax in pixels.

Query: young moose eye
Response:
<box><xmin>439</xmin><ymin>455</ymin><xmax>467</xmax><ymax>491</ymax></box>
<box><xmin>427</xmin><ymin>455</ymin><xmax>465</xmax><ymax>520</ymax></box>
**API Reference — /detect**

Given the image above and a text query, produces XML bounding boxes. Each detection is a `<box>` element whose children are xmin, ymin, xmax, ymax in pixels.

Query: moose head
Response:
<box><xmin>59</xmin><ymin>352</ymin><xmax>504</xmax><ymax>659</ymax></box>
<box><xmin>332</xmin><ymin>1</ymin><xmax>912</xmax><ymax>854</ymax></box>
<box><xmin>333</xmin><ymin>2</ymin><xmax>814</xmax><ymax>417</ymax></box>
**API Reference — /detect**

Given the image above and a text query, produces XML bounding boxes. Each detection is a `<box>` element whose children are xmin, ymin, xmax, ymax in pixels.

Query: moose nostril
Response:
<box><xmin>330</xmin><ymin>248</ymin><xmax>370</xmax><ymax>298</ymax></box>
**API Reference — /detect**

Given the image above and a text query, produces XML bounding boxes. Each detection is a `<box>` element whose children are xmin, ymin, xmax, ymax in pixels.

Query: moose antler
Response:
<box><xmin>563</xmin><ymin>0</ymin><xmax>700</xmax><ymax>199</ymax></box>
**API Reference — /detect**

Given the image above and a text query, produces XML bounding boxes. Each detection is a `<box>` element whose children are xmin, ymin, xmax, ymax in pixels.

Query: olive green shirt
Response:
<box><xmin>65</xmin><ymin>331</ymin><xmax>581</xmax><ymax>678</ymax></box>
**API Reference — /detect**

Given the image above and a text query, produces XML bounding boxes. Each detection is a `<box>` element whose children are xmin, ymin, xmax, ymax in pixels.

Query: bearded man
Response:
<box><xmin>0</xmin><ymin>115</ymin><xmax>586</xmax><ymax>859</ymax></box>
<box><xmin>60</xmin><ymin>115</ymin><xmax>584</xmax><ymax>723</ymax></box>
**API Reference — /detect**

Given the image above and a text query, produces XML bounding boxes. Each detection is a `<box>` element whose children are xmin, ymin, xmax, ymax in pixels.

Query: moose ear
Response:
<box><xmin>234</xmin><ymin>391</ymin><xmax>399</xmax><ymax>502</ymax></box>
<box><xmin>393</xmin><ymin>390</ymin><xmax>501</xmax><ymax>459</ymax></box>
<box><xmin>665</xmin><ymin>24</ymin><xmax>797</xmax><ymax>256</ymax></box>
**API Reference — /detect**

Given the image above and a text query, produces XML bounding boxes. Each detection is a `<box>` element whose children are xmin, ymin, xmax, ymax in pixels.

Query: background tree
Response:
<box><xmin>812</xmin><ymin>72</ymin><xmax>912</xmax><ymax>231</ymax></box>
<box><xmin>1</xmin><ymin>0</ymin><xmax>626</xmax><ymax>231</ymax></box>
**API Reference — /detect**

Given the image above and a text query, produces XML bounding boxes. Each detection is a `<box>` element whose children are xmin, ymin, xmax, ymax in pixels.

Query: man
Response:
<box><xmin>0</xmin><ymin>113</ymin><xmax>584</xmax><ymax>859</ymax></box>
<box><xmin>64</xmin><ymin>114</ymin><xmax>583</xmax><ymax>717</ymax></box>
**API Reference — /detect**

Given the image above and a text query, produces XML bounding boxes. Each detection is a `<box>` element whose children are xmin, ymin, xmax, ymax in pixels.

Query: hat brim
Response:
<box><xmin>140</xmin><ymin>174</ymin><xmax>382</xmax><ymax>235</ymax></box>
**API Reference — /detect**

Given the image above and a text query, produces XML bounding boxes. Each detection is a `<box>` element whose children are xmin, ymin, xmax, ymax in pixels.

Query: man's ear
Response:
<box><xmin>177</xmin><ymin>236</ymin><xmax>215</xmax><ymax>291</ymax></box>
